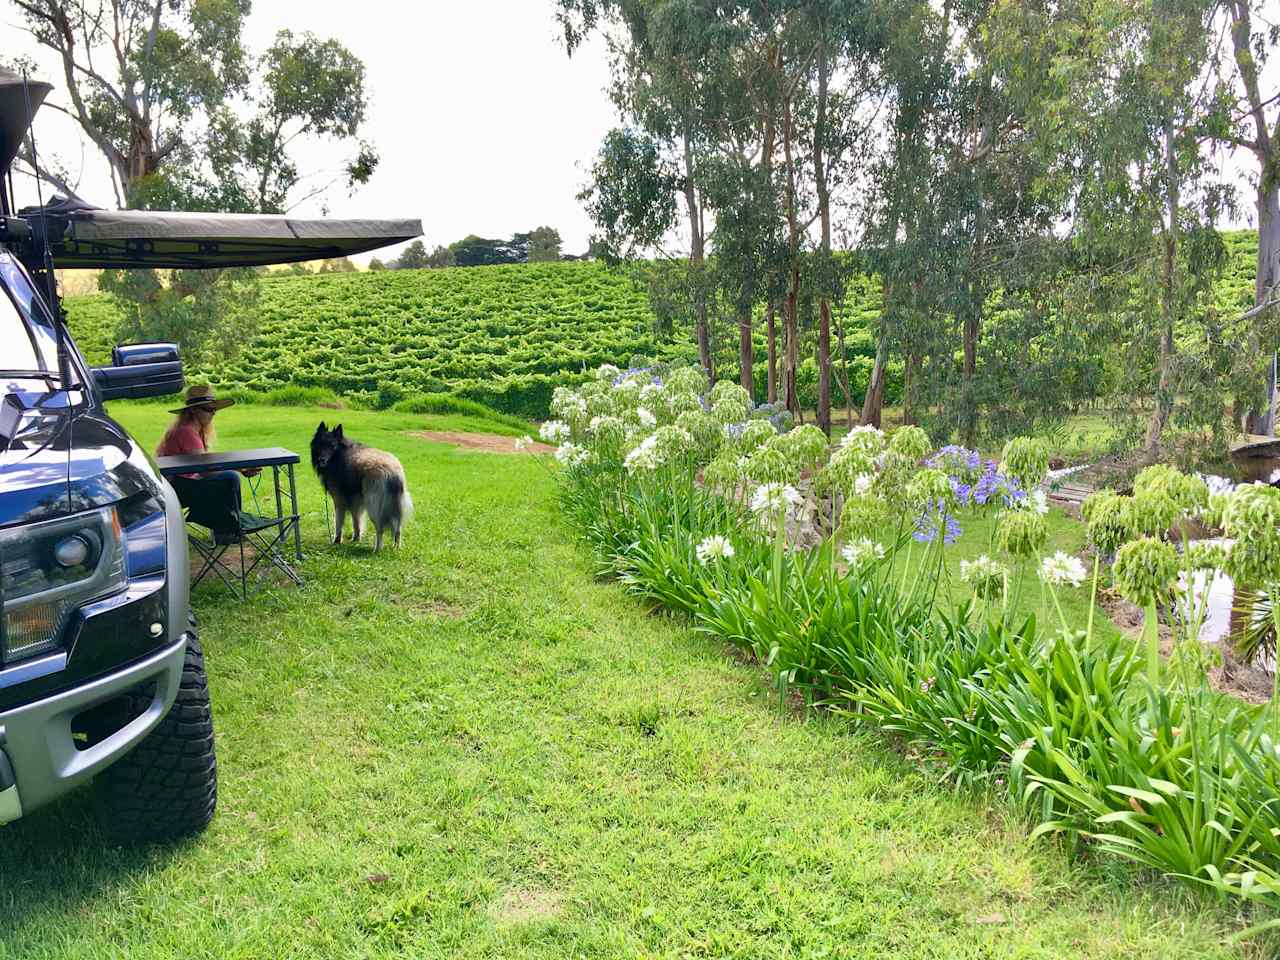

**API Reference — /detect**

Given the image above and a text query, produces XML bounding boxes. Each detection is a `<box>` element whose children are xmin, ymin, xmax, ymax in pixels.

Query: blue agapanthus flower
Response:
<box><xmin>913</xmin><ymin>500</ymin><xmax>962</xmax><ymax>544</ymax></box>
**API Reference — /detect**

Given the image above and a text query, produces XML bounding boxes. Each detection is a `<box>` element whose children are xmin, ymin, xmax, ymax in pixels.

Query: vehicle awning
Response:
<box><xmin>0</xmin><ymin>69</ymin><xmax>53</xmax><ymax>172</ymax></box>
<box><xmin>20</xmin><ymin>201</ymin><xmax>422</xmax><ymax>269</ymax></box>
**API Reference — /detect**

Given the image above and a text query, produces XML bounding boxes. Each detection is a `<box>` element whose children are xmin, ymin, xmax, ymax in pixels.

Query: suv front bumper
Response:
<box><xmin>0</xmin><ymin>632</ymin><xmax>189</xmax><ymax>824</ymax></box>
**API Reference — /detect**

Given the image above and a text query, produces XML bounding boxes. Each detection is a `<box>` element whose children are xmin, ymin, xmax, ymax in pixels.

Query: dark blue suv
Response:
<box><xmin>0</xmin><ymin>246</ymin><xmax>212</xmax><ymax>840</ymax></box>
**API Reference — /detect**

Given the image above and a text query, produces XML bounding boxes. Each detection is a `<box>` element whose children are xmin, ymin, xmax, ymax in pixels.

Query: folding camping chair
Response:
<box><xmin>160</xmin><ymin>449</ymin><xmax>305</xmax><ymax>600</ymax></box>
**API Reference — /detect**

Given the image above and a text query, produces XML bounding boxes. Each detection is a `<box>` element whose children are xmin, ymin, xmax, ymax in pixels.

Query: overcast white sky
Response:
<box><xmin>8</xmin><ymin>1</ymin><xmax>1273</xmax><ymax>262</ymax></box>
<box><xmin>9</xmin><ymin>1</ymin><xmax>619</xmax><ymax>262</ymax></box>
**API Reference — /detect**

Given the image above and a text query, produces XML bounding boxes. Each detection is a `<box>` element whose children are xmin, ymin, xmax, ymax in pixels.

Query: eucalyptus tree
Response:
<box><xmin>1203</xmin><ymin>1</ymin><xmax>1280</xmax><ymax>433</ymax></box>
<box><xmin>858</xmin><ymin>0</ymin><xmax>955</xmax><ymax>429</ymax></box>
<box><xmin>11</xmin><ymin>1</ymin><xmax>376</xmax><ymax>213</ymax></box>
<box><xmin>558</xmin><ymin>0</ymin><xmax>724</xmax><ymax>376</ymax></box>
<box><xmin>992</xmin><ymin>0</ymin><xmax>1233</xmax><ymax>456</ymax></box>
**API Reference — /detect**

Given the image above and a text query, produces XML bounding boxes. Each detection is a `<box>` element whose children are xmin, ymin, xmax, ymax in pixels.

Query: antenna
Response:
<box><xmin>21</xmin><ymin>72</ymin><xmax>72</xmax><ymax>391</ymax></box>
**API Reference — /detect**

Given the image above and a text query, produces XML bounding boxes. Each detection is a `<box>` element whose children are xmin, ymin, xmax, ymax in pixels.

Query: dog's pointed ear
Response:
<box><xmin>315</xmin><ymin>421</ymin><xmax>327</xmax><ymax>435</ymax></box>
<box><xmin>333</xmin><ymin>424</ymin><xmax>344</xmax><ymax>440</ymax></box>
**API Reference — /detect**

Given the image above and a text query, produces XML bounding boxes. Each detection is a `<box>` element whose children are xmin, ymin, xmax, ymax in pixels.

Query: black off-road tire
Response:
<box><xmin>96</xmin><ymin>631</ymin><xmax>217</xmax><ymax>842</ymax></box>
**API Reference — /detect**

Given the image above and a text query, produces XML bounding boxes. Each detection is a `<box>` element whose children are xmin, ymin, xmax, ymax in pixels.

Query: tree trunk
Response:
<box><xmin>903</xmin><ymin>350</ymin><xmax>921</xmax><ymax>426</ymax></box>
<box><xmin>961</xmin><ymin>130</ymin><xmax>989</xmax><ymax>447</ymax></box>
<box><xmin>813</xmin><ymin>33</ymin><xmax>833</xmax><ymax>436</ymax></box>
<box><xmin>834</xmin><ymin>314</ymin><xmax>854</xmax><ymax>427</ymax></box>
<box><xmin>681</xmin><ymin>127</ymin><xmax>712</xmax><ymax>378</ymax></box>
<box><xmin>1145</xmin><ymin>118</ymin><xmax>1180</xmax><ymax>456</ymax></box>
<box><xmin>1227</xmin><ymin>2</ymin><xmax>1278</xmax><ymax>436</ymax></box>
<box><xmin>738</xmin><ymin>305</ymin><xmax>754</xmax><ymax>400</ymax></box>
<box><xmin>785</xmin><ymin>275</ymin><xmax>800</xmax><ymax>419</ymax></box>
<box><xmin>782</xmin><ymin>91</ymin><xmax>801</xmax><ymax>419</ymax></box>
<box><xmin>767</xmin><ymin>304</ymin><xmax>778</xmax><ymax>404</ymax></box>
<box><xmin>1245</xmin><ymin>182</ymin><xmax>1280</xmax><ymax>434</ymax></box>
<box><xmin>861</xmin><ymin>331</ymin><xmax>888</xmax><ymax>428</ymax></box>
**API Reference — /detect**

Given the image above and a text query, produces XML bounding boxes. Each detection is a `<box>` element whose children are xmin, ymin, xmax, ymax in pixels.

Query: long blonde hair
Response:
<box><xmin>159</xmin><ymin>407</ymin><xmax>216</xmax><ymax>455</ymax></box>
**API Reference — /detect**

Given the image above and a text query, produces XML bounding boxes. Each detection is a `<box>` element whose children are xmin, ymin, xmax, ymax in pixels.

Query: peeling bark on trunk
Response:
<box><xmin>861</xmin><ymin>330</ymin><xmax>888</xmax><ymax>428</ymax></box>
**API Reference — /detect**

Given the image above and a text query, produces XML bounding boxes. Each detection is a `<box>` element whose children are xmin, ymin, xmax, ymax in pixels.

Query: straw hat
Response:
<box><xmin>169</xmin><ymin>385</ymin><xmax>235</xmax><ymax>414</ymax></box>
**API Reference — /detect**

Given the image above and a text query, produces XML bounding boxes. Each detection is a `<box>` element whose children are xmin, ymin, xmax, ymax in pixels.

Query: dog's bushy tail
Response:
<box><xmin>366</xmin><ymin>468</ymin><xmax>411</xmax><ymax>539</ymax></box>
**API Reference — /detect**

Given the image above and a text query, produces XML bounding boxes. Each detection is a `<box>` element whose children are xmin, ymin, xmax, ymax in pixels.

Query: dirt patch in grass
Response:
<box><xmin>488</xmin><ymin>887</ymin><xmax>563</xmax><ymax>925</ymax></box>
<box><xmin>410</xmin><ymin>598</ymin><xmax>465</xmax><ymax>619</ymax></box>
<box><xmin>407</xmin><ymin>430</ymin><xmax>551</xmax><ymax>455</ymax></box>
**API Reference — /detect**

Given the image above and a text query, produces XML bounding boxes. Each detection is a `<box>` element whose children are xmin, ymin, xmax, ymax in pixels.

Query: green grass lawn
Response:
<box><xmin>0</xmin><ymin>403</ymin><xmax>1259</xmax><ymax>958</ymax></box>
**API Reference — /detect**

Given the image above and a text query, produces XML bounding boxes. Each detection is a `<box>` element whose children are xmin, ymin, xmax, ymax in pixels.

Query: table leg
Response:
<box><xmin>288</xmin><ymin>463</ymin><xmax>303</xmax><ymax>562</ymax></box>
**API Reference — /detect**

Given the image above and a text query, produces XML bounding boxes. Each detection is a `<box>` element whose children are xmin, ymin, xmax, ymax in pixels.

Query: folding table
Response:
<box><xmin>156</xmin><ymin>447</ymin><xmax>304</xmax><ymax>598</ymax></box>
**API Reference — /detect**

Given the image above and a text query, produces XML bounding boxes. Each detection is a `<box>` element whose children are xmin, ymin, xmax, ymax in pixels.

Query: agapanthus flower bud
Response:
<box><xmin>1112</xmin><ymin>536</ymin><xmax>1179</xmax><ymax>606</ymax></box>
<box><xmin>1000</xmin><ymin>437</ymin><xmax>1050</xmax><ymax>491</ymax></box>
<box><xmin>889</xmin><ymin>425</ymin><xmax>931</xmax><ymax>463</ymax></box>
<box><xmin>995</xmin><ymin>509</ymin><xmax>1048</xmax><ymax>558</ymax></box>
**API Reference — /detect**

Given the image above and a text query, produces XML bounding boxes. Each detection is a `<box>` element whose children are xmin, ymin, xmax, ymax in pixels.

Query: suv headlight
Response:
<box><xmin>0</xmin><ymin>507</ymin><xmax>127</xmax><ymax>664</ymax></box>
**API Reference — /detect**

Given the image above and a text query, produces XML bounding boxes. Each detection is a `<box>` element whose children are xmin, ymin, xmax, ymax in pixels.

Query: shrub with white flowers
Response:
<box><xmin>676</xmin><ymin>410</ymin><xmax>722</xmax><ymax>461</ymax></box>
<box><xmin>1112</xmin><ymin>536</ymin><xmax>1180</xmax><ymax>606</ymax></box>
<box><xmin>840</xmin><ymin>424</ymin><xmax>886</xmax><ymax>457</ymax></box>
<box><xmin>623</xmin><ymin>435</ymin><xmax>662</xmax><ymax>474</ymax></box>
<box><xmin>1221</xmin><ymin>483</ymin><xmax>1280</xmax><ymax>587</ymax></box>
<box><xmin>747</xmin><ymin>446</ymin><xmax>795</xmax><ymax>486</ymax></box>
<box><xmin>1082</xmin><ymin>490</ymin><xmax>1133</xmax><ymax>555</ymax></box>
<box><xmin>730</xmin><ymin>419</ymin><xmax>778</xmax><ymax>455</ymax></box>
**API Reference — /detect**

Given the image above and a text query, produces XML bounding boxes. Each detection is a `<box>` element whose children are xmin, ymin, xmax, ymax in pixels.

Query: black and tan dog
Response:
<box><xmin>311</xmin><ymin>422</ymin><xmax>412</xmax><ymax>550</ymax></box>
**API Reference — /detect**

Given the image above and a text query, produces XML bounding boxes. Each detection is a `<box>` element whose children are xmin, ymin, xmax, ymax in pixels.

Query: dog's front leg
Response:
<box><xmin>351</xmin><ymin>509</ymin><xmax>363</xmax><ymax>543</ymax></box>
<box><xmin>333</xmin><ymin>500</ymin><xmax>347</xmax><ymax>544</ymax></box>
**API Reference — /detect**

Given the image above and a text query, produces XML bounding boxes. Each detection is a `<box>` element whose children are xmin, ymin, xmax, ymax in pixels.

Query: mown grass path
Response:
<box><xmin>0</xmin><ymin>405</ymin><xmax>1256</xmax><ymax>958</ymax></box>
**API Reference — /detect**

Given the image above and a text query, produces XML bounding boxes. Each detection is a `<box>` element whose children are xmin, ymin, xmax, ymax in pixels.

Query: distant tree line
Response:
<box><xmin>370</xmin><ymin>226</ymin><xmax>607</xmax><ymax>271</ymax></box>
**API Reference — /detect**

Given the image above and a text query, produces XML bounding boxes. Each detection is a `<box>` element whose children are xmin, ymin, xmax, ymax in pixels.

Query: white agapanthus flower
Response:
<box><xmin>515</xmin><ymin>435</ymin><xmax>534</xmax><ymax>451</ymax></box>
<box><xmin>750</xmin><ymin>482</ymin><xmax>803</xmax><ymax>521</ymax></box>
<box><xmin>554</xmin><ymin>442</ymin><xmax>589</xmax><ymax>467</ymax></box>
<box><xmin>624</xmin><ymin>434</ymin><xmax>662</xmax><ymax>474</ymax></box>
<box><xmin>960</xmin><ymin>554</ymin><xmax>1008</xmax><ymax>584</ymax></box>
<box><xmin>589</xmin><ymin>415</ymin><xmax>603</xmax><ymax>432</ymax></box>
<box><xmin>696</xmin><ymin>535</ymin><xmax>736</xmax><ymax>564</ymax></box>
<box><xmin>640</xmin><ymin>383</ymin><xmax>661</xmax><ymax>401</ymax></box>
<box><xmin>637</xmin><ymin>407</ymin><xmax>657</xmax><ymax>429</ymax></box>
<box><xmin>853</xmin><ymin>473</ymin><xmax>874</xmax><ymax>496</ymax></box>
<box><xmin>596</xmin><ymin>363</ymin><xmax>621</xmax><ymax>382</ymax></box>
<box><xmin>1197</xmin><ymin>473</ymin><xmax>1235</xmax><ymax>497</ymax></box>
<box><xmin>540</xmin><ymin>420</ymin><xmax>571</xmax><ymax>444</ymax></box>
<box><xmin>840</xmin><ymin>424</ymin><xmax>884</xmax><ymax>449</ymax></box>
<box><xmin>1039</xmin><ymin>551</ymin><xmax>1087</xmax><ymax>587</ymax></box>
<box><xmin>841</xmin><ymin>537</ymin><xmax>886</xmax><ymax>569</ymax></box>
<box><xmin>1015</xmin><ymin>489</ymin><xmax>1050</xmax><ymax>516</ymax></box>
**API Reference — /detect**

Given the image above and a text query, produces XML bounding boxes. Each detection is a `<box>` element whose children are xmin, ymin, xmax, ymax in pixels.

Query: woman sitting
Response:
<box><xmin>157</xmin><ymin>386</ymin><xmax>258</xmax><ymax>542</ymax></box>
